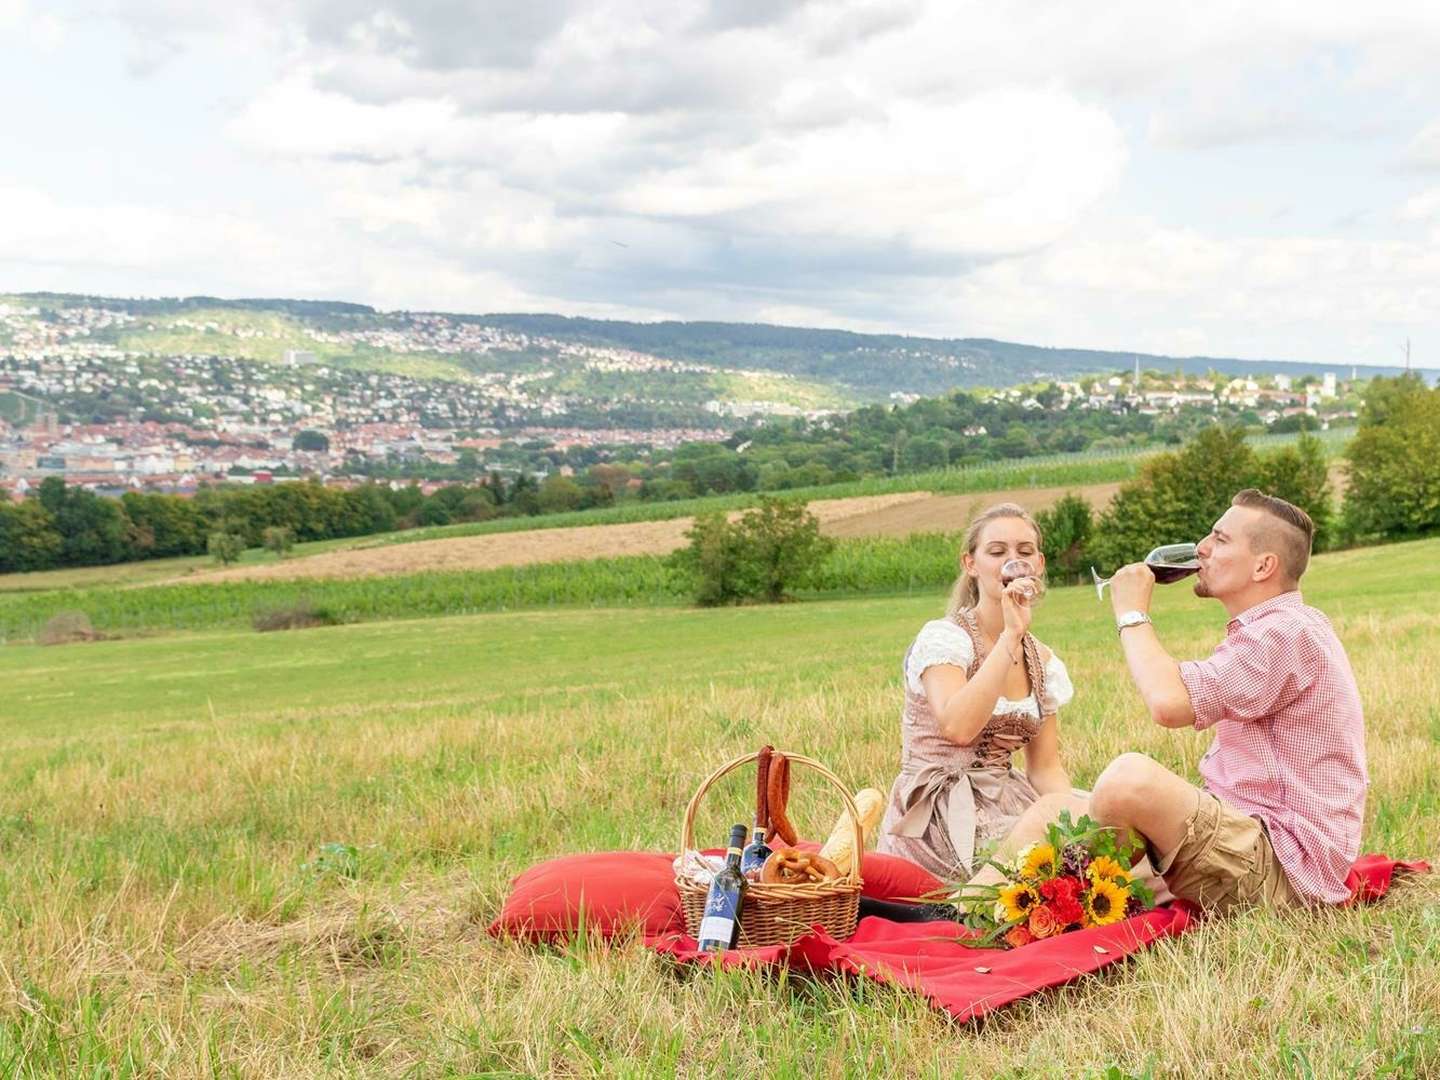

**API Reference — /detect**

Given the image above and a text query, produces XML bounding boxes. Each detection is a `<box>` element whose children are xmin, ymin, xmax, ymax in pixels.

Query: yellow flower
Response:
<box><xmin>1084</xmin><ymin>877</ymin><xmax>1131</xmax><ymax>927</ymax></box>
<box><xmin>997</xmin><ymin>882</ymin><xmax>1041</xmax><ymax>923</ymax></box>
<box><xmin>1088</xmin><ymin>856</ymin><xmax>1130</xmax><ymax>885</ymax></box>
<box><xmin>1015</xmin><ymin>842</ymin><xmax>1057</xmax><ymax>881</ymax></box>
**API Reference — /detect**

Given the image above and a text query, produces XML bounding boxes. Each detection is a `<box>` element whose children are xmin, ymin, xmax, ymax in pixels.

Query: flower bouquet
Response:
<box><xmin>950</xmin><ymin>811</ymin><xmax>1156</xmax><ymax>948</ymax></box>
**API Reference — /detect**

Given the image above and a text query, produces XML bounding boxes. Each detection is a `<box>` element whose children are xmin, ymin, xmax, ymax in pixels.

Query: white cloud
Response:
<box><xmin>1402</xmin><ymin>119</ymin><xmax>1440</xmax><ymax>170</ymax></box>
<box><xmin>7</xmin><ymin>0</ymin><xmax>1440</xmax><ymax>366</ymax></box>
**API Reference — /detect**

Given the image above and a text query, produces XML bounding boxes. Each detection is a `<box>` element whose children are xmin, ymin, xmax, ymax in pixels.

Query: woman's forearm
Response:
<box><xmin>934</xmin><ymin>630</ymin><xmax>1024</xmax><ymax>745</ymax></box>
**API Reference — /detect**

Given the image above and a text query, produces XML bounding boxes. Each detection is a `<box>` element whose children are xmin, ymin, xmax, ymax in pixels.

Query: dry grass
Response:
<box><xmin>166</xmin><ymin>492</ymin><xmax>934</xmax><ymax>585</ymax></box>
<box><xmin>0</xmin><ymin>538</ymin><xmax>1436</xmax><ymax>1075</ymax></box>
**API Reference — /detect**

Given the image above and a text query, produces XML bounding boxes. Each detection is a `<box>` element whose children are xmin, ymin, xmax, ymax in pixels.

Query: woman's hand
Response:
<box><xmin>1001</xmin><ymin>580</ymin><xmax>1033</xmax><ymax>639</ymax></box>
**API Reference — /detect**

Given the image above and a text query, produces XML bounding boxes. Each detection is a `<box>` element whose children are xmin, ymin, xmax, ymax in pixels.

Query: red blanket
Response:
<box><xmin>646</xmin><ymin>856</ymin><xmax>1429</xmax><ymax>1022</ymax></box>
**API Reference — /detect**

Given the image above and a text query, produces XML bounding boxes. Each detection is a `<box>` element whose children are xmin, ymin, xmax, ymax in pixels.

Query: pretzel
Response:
<box><xmin>765</xmin><ymin>752</ymin><xmax>799</xmax><ymax>847</ymax></box>
<box><xmin>760</xmin><ymin>848</ymin><xmax>841</xmax><ymax>885</ymax></box>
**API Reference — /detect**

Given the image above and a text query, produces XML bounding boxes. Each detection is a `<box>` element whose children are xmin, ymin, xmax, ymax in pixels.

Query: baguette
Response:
<box><xmin>817</xmin><ymin>788</ymin><xmax>885</xmax><ymax>875</ymax></box>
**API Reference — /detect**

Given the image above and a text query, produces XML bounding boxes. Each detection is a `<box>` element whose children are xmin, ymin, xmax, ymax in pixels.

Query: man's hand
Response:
<box><xmin>1109</xmin><ymin>562</ymin><xmax>1156</xmax><ymax>617</ymax></box>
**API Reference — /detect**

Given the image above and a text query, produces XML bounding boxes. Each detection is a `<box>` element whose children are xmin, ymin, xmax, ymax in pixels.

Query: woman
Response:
<box><xmin>875</xmin><ymin>502</ymin><xmax>1088</xmax><ymax>885</ymax></box>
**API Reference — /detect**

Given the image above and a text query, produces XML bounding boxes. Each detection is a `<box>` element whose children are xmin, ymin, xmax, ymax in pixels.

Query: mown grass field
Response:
<box><xmin>0</xmin><ymin>537</ymin><xmax>1436</xmax><ymax>1075</ymax></box>
<box><xmin>0</xmin><ymin>532</ymin><xmax>977</xmax><ymax>640</ymax></box>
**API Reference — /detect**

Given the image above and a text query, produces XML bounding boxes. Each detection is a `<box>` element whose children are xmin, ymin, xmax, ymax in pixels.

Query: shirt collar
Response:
<box><xmin>1227</xmin><ymin>589</ymin><xmax>1304</xmax><ymax>631</ymax></box>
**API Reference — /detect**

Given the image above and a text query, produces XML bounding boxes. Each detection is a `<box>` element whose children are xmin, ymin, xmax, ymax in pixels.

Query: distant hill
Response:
<box><xmin>468</xmin><ymin>312</ymin><xmax>1429</xmax><ymax>393</ymax></box>
<box><xmin>4</xmin><ymin>292</ymin><xmax>1432</xmax><ymax>432</ymax></box>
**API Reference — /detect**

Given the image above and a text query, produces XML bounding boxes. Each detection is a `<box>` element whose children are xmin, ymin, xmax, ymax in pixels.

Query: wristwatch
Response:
<box><xmin>1115</xmin><ymin>610</ymin><xmax>1153</xmax><ymax>634</ymax></box>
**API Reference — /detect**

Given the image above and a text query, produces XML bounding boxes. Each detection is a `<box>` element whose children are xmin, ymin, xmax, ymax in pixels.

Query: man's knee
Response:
<box><xmin>1090</xmin><ymin>752</ymin><xmax>1162</xmax><ymax>824</ymax></box>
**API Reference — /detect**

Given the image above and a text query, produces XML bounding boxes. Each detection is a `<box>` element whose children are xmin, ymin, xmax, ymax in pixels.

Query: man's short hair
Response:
<box><xmin>1232</xmin><ymin>488</ymin><xmax>1315</xmax><ymax>583</ymax></box>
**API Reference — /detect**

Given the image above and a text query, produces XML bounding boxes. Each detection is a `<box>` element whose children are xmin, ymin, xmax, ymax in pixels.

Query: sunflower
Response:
<box><xmin>1015</xmin><ymin>842</ymin><xmax>1057</xmax><ymax>881</ymax></box>
<box><xmin>997</xmin><ymin>881</ymin><xmax>1041</xmax><ymax>923</ymax></box>
<box><xmin>1084</xmin><ymin>878</ymin><xmax>1131</xmax><ymax>926</ymax></box>
<box><xmin>1087</xmin><ymin>855</ymin><xmax>1130</xmax><ymax>885</ymax></box>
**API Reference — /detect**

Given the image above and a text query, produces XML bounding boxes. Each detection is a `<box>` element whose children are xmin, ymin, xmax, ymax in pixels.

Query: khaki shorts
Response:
<box><xmin>1154</xmin><ymin>790</ymin><xmax>1301</xmax><ymax>914</ymax></box>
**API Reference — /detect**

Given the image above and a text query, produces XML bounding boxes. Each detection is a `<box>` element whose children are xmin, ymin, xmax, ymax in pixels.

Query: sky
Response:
<box><xmin>3</xmin><ymin>0</ymin><xmax>1439</xmax><ymax>367</ymax></box>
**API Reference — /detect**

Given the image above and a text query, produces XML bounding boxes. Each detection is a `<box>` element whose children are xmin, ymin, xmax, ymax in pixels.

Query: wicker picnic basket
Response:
<box><xmin>676</xmin><ymin>749</ymin><xmax>863</xmax><ymax>948</ymax></box>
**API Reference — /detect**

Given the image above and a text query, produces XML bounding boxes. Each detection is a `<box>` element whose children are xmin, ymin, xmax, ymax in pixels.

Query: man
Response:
<box><xmin>1091</xmin><ymin>489</ymin><xmax>1368</xmax><ymax>910</ymax></box>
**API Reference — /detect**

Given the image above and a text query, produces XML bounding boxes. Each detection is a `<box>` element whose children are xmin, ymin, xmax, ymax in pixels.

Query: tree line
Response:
<box><xmin>0</xmin><ymin>478</ymin><xmax>505</xmax><ymax>573</ymax></box>
<box><xmin>1005</xmin><ymin>375</ymin><xmax>1440</xmax><ymax>581</ymax></box>
<box><xmin>673</xmin><ymin>374</ymin><xmax>1440</xmax><ymax>605</ymax></box>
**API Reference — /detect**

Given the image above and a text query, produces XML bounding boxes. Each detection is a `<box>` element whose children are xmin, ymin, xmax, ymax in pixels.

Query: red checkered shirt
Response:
<box><xmin>1178</xmin><ymin>591</ymin><xmax>1368</xmax><ymax>903</ymax></box>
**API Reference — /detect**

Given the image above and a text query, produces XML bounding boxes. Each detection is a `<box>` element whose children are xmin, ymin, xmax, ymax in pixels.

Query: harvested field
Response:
<box><xmin>821</xmin><ymin>482</ymin><xmax>1122</xmax><ymax>539</ymax></box>
<box><xmin>177</xmin><ymin>491</ymin><xmax>933</xmax><ymax>584</ymax></box>
<box><xmin>163</xmin><ymin>463</ymin><xmax>1347</xmax><ymax>584</ymax></box>
<box><xmin>175</xmin><ymin>483</ymin><xmax>1123</xmax><ymax>584</ymax></box>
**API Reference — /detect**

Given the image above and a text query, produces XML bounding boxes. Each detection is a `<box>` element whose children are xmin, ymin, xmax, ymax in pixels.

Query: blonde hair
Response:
<box><xmin>945</xmin><ymin>503</ymin><xmax>1045</xmax><ymax>618</ymax></box>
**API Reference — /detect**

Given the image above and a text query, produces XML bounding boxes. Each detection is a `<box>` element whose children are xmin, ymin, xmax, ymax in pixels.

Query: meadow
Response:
<box><xmin>0</xmin><ymin>533</ymin><xmax>973</xmax><ymax>641</ymax></box>
<box><xmin>0</xmin><ymin>535</ymin><xmax>1435</xmax><ymax>1075</ymax></box>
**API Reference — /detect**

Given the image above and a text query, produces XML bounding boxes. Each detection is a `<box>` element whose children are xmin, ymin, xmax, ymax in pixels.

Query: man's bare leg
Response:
<box><xmin>1088</xmin><ymin>752</ymin><xmax>1203</xmax><ymax>868</ymax></box>
<box><xmin>966</xmin><ymin>792</ymin><xmax>1089</xmax><ymax>891</ymax></box>
<box><xmin>964</xmin><ymin>786</ymin><xmax>1174</xmax><ymax>905</ymax></box>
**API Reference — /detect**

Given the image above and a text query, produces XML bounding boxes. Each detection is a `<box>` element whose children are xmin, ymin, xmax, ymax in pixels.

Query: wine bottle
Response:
<box><xmin>740</xmin><ymin>816</ymin><xmax>773</xmax><ymax>880</ymax></box>
<box><xmin>697</xmin><ymin>823</ymin><xmax>749</xmax><ymax>954</ymax></box>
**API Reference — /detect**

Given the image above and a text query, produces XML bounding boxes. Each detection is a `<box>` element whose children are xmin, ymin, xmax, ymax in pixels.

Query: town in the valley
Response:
<box><xmin>0</xmin><ymin>296</ymin><xmax>1370</xmax><ymax>503</ymax></box>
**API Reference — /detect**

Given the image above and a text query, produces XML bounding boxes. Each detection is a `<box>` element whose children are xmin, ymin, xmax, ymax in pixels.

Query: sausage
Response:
<box><xmin>765</xmin><ymin>752</ymin><xmax>799</xmax><ymax>847</ymax></box>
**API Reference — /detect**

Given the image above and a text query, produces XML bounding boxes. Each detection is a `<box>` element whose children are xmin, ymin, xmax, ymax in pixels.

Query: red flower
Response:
<box><xmin>1040</xmin><ymin>875</ymin><xmax>1083</xmax><ymax>903</ymax></box>
<box><xmin>1028</xmin><ymin>905</ymin><xmax>1061</xmax><ymax>939</ymax></box>
<box><xmin>1050</xmin><ymin>896</ymin><xmax>1085</xmax><ymax>927</ymax></box>
<box><xmin>1004</xmin><ymin>925</ymin><xmax>1035</xmax><ymax>949</ymax></box>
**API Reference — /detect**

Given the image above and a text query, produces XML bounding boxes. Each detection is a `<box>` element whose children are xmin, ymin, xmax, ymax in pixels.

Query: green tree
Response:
<box><xmin>37</xmin><ymin>478</ymin><xmax>133</xmax><ymax>566</ymax></box>
<box><xmin>293</xmin><ymin>429</ymin><xmax>331</xmax><ymax>452</ymax></box>
<box><xmin>902</xmin><ymin>436</ymin><xmax>948</xmax><ymax>471</ymax></box>
<box><xmin>1089</xmin><ymin>426</ymin><xmax>1255</xmax><ymax>571</ymax></box>
<box><xmin>1254</xmin><ymin>433</ymin><xmax>1334</xmax><ymax>550</ymax></box>
<box><xmin>207</xmin><ymin>530</ymin><xmax>245</xmax><ymax>565</ymax></box>
<box><xmin>262</xmin><ymin>525</ymin><xmax>295</xmax><ymax>558</ymax></box>
<box><xmin>537</xmin><ymin>475</ymin><xmax>585</xmax><ymax>513</ymax></box>
<box><xmin>0</xmin><ymin>499</ymin><xmax>64</xmax><ymax>572</ymax></box>
<box><xmin>734</xmin><ymin>497</ymin><xmax>834</xmax><ymax>602</ymax></box>
<box><xmin>121</xmin><ymin>492</ymin><xmax>207</xmax><ymax>558</ymax></box>
<box><xmin>671</xmin><ymin>498</ymin><xmax>832</xmax><ymax>605</ymax></box>
<box><xmin>1344</xmin><ymin>377</ymin><xmax>1440</xmax><ymax>540</ymax></box>
<box><xmin>1035</xmin><ymin>494</ymin><xmax>1094</xmax><ymax>584</ymax></box>
<box><xmin>672</xmin><ymin>512</ymin><xmax>749</xmax><ymax>606</ymax></box>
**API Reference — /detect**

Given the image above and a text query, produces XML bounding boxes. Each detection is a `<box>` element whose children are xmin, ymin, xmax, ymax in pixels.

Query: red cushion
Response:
<box><xmin>489</xmin><ymin>845</ymin><xmax>947</xmax><ymax>943</ymax></box>
<box><xmin>487</xmin><ymin>851</ymin><xmax>683</xmax><ymax>942</ymax></box>
<box><xmin>856</xmin><ymin>849</ymin><xmax>944</xmax><ymax>900</ymax></box>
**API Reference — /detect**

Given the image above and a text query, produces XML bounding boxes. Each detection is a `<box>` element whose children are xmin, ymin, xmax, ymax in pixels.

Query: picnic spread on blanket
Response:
<box><xmin>490</xmin><ymin>745</ymin><xmax>1430</xmax><ymax>1022</ymax></box>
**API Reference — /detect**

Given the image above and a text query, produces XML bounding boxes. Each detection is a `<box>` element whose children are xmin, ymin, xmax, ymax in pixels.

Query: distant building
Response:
<box><xmin>283</xmin><ymin>349</ymin><xmax>319</xmax><ymax>366</ymax></box>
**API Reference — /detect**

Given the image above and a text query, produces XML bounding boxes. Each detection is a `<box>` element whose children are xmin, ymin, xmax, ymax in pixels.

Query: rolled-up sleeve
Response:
<box><xmin>1179</xmin><ymin>629</ymin><xmax>1310</xmax><ymax>731</ymax></box>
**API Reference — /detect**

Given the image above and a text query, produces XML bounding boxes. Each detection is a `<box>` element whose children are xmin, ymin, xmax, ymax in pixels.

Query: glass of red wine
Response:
<box><xmin>1091</xmin><ymin>543</ymin><xmax>1200</xmax><ymax>601</ymax></box>
<box><xmin>1000</xmin><ymin>557</ymin><xmax>1043</xmax><ymax>601</ymax></box>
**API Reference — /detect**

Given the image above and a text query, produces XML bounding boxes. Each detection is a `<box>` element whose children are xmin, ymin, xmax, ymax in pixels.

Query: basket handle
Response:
<box><xmin>679</xmin><ymin>750</ymin><xmax>864</xmax><ymax>887</ymax></box>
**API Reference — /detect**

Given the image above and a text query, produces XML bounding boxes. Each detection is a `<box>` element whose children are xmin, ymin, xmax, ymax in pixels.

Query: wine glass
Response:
<box><xmin>1091</xmin><ymin>542</ymin><xmax>1201</xmax><ymax>601</ymax></box>
<box><xmin>1000</xmin><ymin>557</ymin><xmax>1043</xmax><ymax>601</ymax></box>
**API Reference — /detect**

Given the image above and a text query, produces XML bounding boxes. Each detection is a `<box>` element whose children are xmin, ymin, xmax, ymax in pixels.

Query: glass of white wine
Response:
<box><xmin>1000</xmin><ymin>557</ymin><xmax>1043</xmax><ymax>601</ymax></box>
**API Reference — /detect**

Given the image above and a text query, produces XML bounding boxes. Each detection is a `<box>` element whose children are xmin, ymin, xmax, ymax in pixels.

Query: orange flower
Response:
<box><xmin>1028</xmin><ymin>904</ymin><xmax>1061</xmax><ymax>939</ymax></box>
<box><xmin>1004</xmin><ymin>924</ymin><xmax>1035</xmax><ymax>949</ymax></box>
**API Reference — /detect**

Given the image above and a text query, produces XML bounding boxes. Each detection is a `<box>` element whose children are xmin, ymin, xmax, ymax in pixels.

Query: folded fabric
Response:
<box><xmin>488</xmin><ymin>846</ymin><xmax>945</xmax><ymax>943</ymax></box>
<box><xmin>644</xmin><ymin>855</ymin><xmax>1429</xmax><ymax>1023</ymax></box>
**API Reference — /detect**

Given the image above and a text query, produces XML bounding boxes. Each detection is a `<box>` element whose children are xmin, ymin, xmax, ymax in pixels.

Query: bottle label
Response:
<box><xmin>698</xmin><ymin>914</ymin><xmax>737</xmax><ymax>945</ymax></box>
<box><xmin>697</xmin><ymin>883</ymin><xmax>741</xmax><ymax>948</ymax></box>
